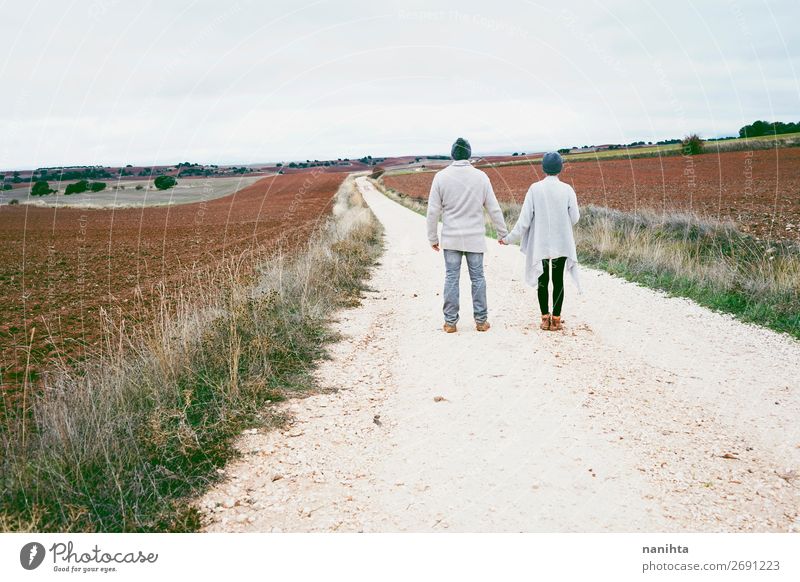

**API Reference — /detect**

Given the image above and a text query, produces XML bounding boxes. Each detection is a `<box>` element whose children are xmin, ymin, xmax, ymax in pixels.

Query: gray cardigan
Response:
<box><xmin>503</xmin><ymin>175</ymin><xmax>581</xmax><ymax>290</ymax></box>
<box><xmin>426</xmin><ymin>160</ymin><xmax>508</xmax><ymax>253</ymax></box>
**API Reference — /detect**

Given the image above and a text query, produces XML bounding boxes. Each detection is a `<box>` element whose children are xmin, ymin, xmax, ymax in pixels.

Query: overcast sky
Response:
<box><xmin>1</xmin><ymin>0</ymin><xmax>798</xmax><ymax>168</ymax></box>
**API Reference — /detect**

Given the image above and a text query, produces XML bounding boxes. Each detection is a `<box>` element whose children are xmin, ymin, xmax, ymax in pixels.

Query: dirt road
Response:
<box><xmin>199</xmin><ymin>176</ymin><xmax>800</xmax><ymax>532</ymax></box>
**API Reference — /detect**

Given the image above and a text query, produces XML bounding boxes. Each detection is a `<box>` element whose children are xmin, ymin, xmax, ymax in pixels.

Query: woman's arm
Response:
<box><xmin>502</xmin><ymin>186</ymin><xmax>534</xmax><ymax>244</ymax></box>
<box><xmin>568</xmin><ymin>186</ymin><xmax>580</xmax><ymax>225</ymax></box>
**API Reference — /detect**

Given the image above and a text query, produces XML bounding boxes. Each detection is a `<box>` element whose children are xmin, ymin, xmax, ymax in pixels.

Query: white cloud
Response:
<box><xmin>0</xmin><ymin>0</ymin><xmax>797</xmax><ymax>168</ymax></box>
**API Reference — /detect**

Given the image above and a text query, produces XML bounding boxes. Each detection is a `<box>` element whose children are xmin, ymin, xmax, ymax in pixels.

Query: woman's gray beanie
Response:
<box><xmin>451</xmin><ymin>137</ymin><xmax>472</xmax><ymax>160</ymax></box>
<box><xmin>542</xmin><ymin>151</ymin><xmax>563</xmax><ymax>175</ymax></box>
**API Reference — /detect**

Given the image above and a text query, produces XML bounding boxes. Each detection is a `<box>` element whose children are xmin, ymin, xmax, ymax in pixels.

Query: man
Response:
<box><xmin>426</xmin><ymin>137</ymin><xmax>508</xmax><ymax>333</ymax></box>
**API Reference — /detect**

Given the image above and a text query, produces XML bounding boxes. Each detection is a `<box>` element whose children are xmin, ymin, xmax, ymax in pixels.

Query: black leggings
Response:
<box><xmin>537</xmin><ymin>257</ymin><xmax>566</xmax><ymax>316</ymax></box>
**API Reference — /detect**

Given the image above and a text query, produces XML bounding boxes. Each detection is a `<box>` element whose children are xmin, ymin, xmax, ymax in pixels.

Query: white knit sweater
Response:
<box><xmin>502</xmin><ymin>175</ymin><xmax>582</xmax><ymax>290</ymax></box>
<box><xmin>426</xmin><ymin>160</ymin><xmax>508</xmax><ymax>253</ymax></box>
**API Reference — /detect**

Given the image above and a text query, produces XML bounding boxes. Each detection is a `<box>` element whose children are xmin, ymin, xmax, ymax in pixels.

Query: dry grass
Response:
<box><xmin>0</xmin><ymin>176</ymin><xmax>383</xmax><ymax>532</ymax></box>
<box><xmin>574</xmin><ymin>206</ymin><xmax>800</xmax><ymax>336</ymax></box>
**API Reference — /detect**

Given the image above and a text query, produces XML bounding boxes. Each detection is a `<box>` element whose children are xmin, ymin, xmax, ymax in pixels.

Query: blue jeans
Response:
<box><xmin>443</xmin><ymin>250</ymin><xmax>487</xmax><ymax>325</ymax></box>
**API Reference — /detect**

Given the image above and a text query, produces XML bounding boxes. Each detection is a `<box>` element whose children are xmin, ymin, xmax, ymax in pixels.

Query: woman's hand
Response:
<box><xmin>498</xmin><ymin>238</ymin><xmax>507</xmax><ymax>245</ymax></box>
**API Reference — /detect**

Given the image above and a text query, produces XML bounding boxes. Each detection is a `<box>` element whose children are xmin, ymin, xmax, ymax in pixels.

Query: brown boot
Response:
<box><xmin>443</xmin><ymin>323</ymin><xmax>457</xmax><ymax>333</ymax></box>
<box><xmin>475</xmin><ymin>321</ymin><xmax>491</xmax><ymax>332</ymax></box>
<box><xmin>540</xmin><ymin>314</ymin><xmax>551</xmax><ymax>330</ymax></box>
<box><xmin>550</xmin><ymin>315</ymin><xmax>563</xmax><ymax>331</ymax></box>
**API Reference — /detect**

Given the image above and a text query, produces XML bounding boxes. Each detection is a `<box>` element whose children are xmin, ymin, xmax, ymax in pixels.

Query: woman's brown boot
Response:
<box><xmin>540</xmin><ymin>314</ymin><xmax>551</xmax><ymax>330</ymax></box>
<box><xmin>550</xmin><ymin>315</ymin><xmax>563</xmax><ymax>331</ymax></box>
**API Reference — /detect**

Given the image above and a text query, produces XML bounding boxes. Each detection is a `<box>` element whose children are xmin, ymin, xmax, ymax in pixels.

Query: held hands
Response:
<box><xmin>431</xmin><ymin>243</ymin><xmax>440</xmax><ymax>252</ymax></box>
<box><xmin>498</xmin><ymin>237</ymin><xmax>508</xmax><ymax>245</ymax></box>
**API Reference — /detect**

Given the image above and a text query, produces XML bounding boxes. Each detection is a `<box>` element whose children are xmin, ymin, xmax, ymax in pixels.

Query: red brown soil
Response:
<box><xmin>384</xmin><ymin>149</ymin><xmax>800</xmax><ymax>241</ymax></box>
<box><xmin>0</xmin><ymin>172</ymin><xmax>343</xmax><ymax>394</ymax></box>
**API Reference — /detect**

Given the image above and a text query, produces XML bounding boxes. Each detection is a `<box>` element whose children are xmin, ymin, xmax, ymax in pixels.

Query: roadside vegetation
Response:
<box><xmin>370</xmin><ymin>178</ymin><xmax>800</xmax><ymax>339</ymax></box>
<box><xmin>0</xmin><ymin>176</ymin><xmax>383</xmax><ymax>532</ymax></box>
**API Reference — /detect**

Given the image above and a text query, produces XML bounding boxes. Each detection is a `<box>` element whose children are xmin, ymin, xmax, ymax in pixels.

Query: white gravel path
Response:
<box><xmin>198</xmin><ymin>176</ymin><xmax>800</xmax><ymax>532</ymax></box>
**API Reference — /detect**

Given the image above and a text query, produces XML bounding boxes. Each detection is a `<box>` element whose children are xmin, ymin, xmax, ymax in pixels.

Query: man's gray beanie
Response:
<box><xmin>451</xmin><ymin>137</ymin><xmax>472</xmax><ymax>160</ymax></box>
<box><xmin>542</xmin><ymin>151</ymin><xmax>563</xmax><ymax>175</ymax></box>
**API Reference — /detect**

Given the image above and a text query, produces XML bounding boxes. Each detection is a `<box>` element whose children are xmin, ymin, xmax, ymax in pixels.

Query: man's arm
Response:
<box><xmin>426</xmin><ymin>175</ymin><xmax>443</xmax><ymax>250</ymax></box>
<box><xmin>568</xmin><ymin>186</ymin><xmax>580</xmax><ymax>225</ymax></box>
<box><xmin>484</xmin><ymin>177</ymin><xmax>508</xmax><ymax>239</ymax></box>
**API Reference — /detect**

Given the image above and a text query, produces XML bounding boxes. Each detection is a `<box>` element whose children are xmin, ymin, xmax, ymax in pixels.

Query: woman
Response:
<box><xmin>499</xmin><ymin>152</ymin><xmax>581</xmax><ymax>331</ymax></box>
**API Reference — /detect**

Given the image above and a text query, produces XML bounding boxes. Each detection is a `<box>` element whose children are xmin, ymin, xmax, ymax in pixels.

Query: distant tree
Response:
<box><xmin>2</xmin><ymin>183</ymin><xmax>12</xmax><ymax>191</ymax></box>
<box><xmin>681</xmin><ymin>134</ymin><xmax>704</xmax><ymax>156</ymax></box>
<box><xmin>31</xmin><ymin>181</ymin><xmax>53</xmax><ymax>196</ymax></box>
<box><xmin>512</xmin><ymin>152</ymin><xmax>518</xmax><ymax>156</ymax></box>
<box><xmin>557</xmin><ymin>148</ymin><xmax>570</xmax><ymax>155</ymax></box>
<box><xmin>9</xmin><ymin>198</ymin><xmax>19</xmax><ymax>205</ymax></box>
<box><xmin>276</xmin><ymin>162</ymin><xmax>282</xmax><ymax>167</ymax></box>
<box><xmin>65</xmin><ymin>180</ymin><xmax>89</xmax><ymax>195</ymax></box>
<box><xmin>90</xmin><ymin>181</ymin><xmax>107</xmax><ymax>192</ymax></box>
<box><xmin>154</xmin><ymin>175</ymin><xmax>177</xmax><ymax>190</ymax></box>
<box><xmin>135</xmin><ymin>185</ymin><xmax>144</xmax><ymax>190</ymax></box>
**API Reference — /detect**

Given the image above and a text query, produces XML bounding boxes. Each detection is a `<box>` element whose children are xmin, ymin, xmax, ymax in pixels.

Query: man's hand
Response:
<box><xmin>431</xmin><ymin>243</ymin><xmax>440</xmax><ymax>252</ymax></box>
<box><xmin>498</xmin><ymin>238</ymin><xmax>507</xmax><ymax>245</ymax></box>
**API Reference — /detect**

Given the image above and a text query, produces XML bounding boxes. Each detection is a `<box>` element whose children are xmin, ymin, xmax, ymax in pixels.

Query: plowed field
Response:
<box><xmin>383</xmin><ymin>149</ymin><xmax>800</xmax><ymax>241</ymax></box>
<box><xmin>1</xmin><ymin>172</ymin><xmax>343</xmax><ymax>393</ymax></box>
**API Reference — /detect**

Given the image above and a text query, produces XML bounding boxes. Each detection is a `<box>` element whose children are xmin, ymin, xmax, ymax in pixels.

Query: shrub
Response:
<box><xmin>90</xmin><ymin>181</ymin><xmax>107</xmax><ymax>192</ymax></box>
<box><xmin>135</xmin><ymin>185</ymin><xmax>144</xmax><ymax>190</ymax></box>
<box><xmin>370</xmin><ymin>166</ymin><xmax>385</xmax><ymax>179</ymax></box>
<box><xmin>154</xmin><ymin>175</ymin><xmax>177</xmax><ymax>190</ymax></box>
<box><xmin>31</xmin><ymin>181</ymin><xmax>53</xmax><ymax>196</ymax></box>
<box><xmin>9</xmin><ymin>198</ymin><xmax>19</xmax><ymax>205</ymax></box>
<box><xmin>2</xmin><ymin>183</ymin><xmax>12</xmax><ymax>191</ymax></box>
<box><xmin>681</xmin><ymin>134</ymin><xmax>704</xmax><ymax>156</ymax></box>
<box><xmin>65</xmin><ymin>180</ymin><xmax>89</xmax><ymax>195</ymax></box>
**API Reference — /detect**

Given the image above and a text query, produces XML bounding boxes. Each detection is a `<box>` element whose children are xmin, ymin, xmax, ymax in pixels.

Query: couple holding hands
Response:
<box><xmin>426</xmin><ymin>138</ymin><xmax>581</xmax><ymax>333</ymax></box>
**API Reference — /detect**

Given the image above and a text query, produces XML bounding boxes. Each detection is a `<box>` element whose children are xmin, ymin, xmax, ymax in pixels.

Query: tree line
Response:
<box><xmin>739</xmin><ymin>120</ymin><xmax>800</xmax><ymax>138</ymax></box>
